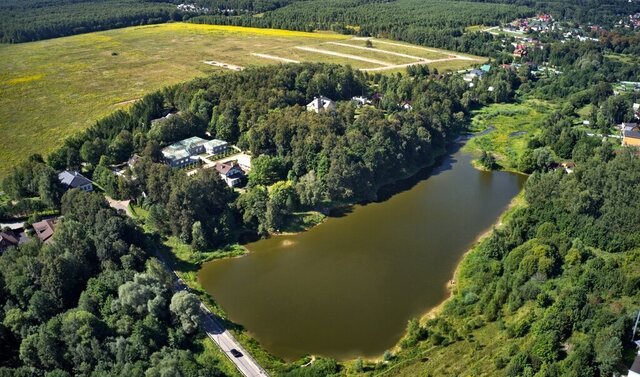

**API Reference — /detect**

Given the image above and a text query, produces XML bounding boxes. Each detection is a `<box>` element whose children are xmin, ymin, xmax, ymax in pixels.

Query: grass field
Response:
<box><xmin>0</xmin><ymin>23</ymin><xmax>476</xmax><ymax>178</ymax></box>
<box><xmin>0</xmin><ymin>22</ymin><xmax>483</xmax><ymax>178</ymax></box>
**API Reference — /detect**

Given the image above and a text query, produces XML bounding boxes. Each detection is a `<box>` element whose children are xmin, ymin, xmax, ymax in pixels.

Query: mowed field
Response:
<box><xmin>0</xmin><ymin>22</ymin><xmax>484</xmax><ymax>177</ymax></box>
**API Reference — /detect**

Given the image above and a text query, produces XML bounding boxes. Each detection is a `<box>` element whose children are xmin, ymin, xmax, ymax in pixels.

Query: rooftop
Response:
<box><xmin>58</xmin><ymin>170</ymin><xmax>92</xmax><ymax>188</ymax></box>
<box><xmin>33</xmin><ymin>218</ymin><xmax>57</xmax><ymax>243</ymax></box>
<box><xmin>162</xmin><ymin>136</ymin><xmax>208</xmax><ymax>159</ymax></box>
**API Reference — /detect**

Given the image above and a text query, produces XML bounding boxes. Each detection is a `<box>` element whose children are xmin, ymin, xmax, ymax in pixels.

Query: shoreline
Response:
<box><xmin>368</xmin><ymin>189</ymin><xmax>526</xmax><ymax>363</ymax></box>
<box><xmin>418</xmin><ymin>190</ymin><xmax>524</xmax><ymax>323</ymax></box>
<box><xmin>196</xmin><ymin>133</ymin><xmax>527</xmax><ymax>365</ymax></box>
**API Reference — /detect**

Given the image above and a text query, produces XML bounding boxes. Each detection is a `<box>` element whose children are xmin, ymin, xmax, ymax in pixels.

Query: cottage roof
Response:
<box><xmin>0</xmin><ymin>231</ymin><xmax>19</xmax><ymax>246</ymax></box>
<box><xmin>307</xmin><ymin>96</ymin><xmax>334</xmax><ymax>110</ymax></box>
<box><xmin>33</xmin><ymin>219</ymin><xmax>56</xmax><ymax>243</ymax></box>
<box><xmin>58</xmin><ymin>171</ymin><xmax>92</xmax><ymax>188</ymax></box>
<box><xmin>204</xmin><ymin>139</ymin><xmax>228</xmax><ymax>149</ymax></box>
<box><xmin>214</xmin><ymin>162</ymin><xmax>242</xmax><ymax>177</ymax></box>
<box><xmin>625</xmin><ymin>125</ymin><xmax>640</xmax><ymax>139</ymax></box>
<box><xmin>162</xmin><ymin>136</ymin><xmax>209</xmax><ymax>160</ymax></box>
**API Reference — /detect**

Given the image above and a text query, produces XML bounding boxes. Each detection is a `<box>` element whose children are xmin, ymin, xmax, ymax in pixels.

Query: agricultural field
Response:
<box><xmin>0</xmin><ymin>22</ymin><xmax>484</xmax><ymax>178</ymax></box>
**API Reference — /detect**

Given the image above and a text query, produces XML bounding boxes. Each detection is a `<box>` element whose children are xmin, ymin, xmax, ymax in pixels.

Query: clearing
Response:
<box><xmin>0</xmin><ymin>22</ymin><xmax>483</xmax><ymax>178</ymax></box>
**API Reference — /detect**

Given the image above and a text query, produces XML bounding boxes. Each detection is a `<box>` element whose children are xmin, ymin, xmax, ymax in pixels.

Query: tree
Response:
<box><xmin>248</xmin><ymin>155</ymin><xmax>287</xmax><ymax>186</ymax></box>
<box><xmin>80</xmin><ymin>139</ymin><xmax>108</xmax><ymax>166</ymax></box>
<box><xmin>191</xmin><ymin>221</ymin><xmax>208</xmax><ymax>251</ymax></box>
<box><xmin>479</xmin><ymin>150</ymin><xmax>497</xmax><ymax>170</ymax></box>
<box><xmin>169</xmin><ymin>292</ymin><xmax>200</xmax><ymax>334</ymax></box>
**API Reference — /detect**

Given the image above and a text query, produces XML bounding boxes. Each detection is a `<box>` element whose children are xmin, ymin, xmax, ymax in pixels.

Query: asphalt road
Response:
<box><xmin>107</xmin><ymin>200</ymin><xmax>269</xmax><ymax>377</ymax></box>
<box><xmin>172</xmin><ymin>269</ymin><xmax>269</xmax><ymax>377</ymax></box>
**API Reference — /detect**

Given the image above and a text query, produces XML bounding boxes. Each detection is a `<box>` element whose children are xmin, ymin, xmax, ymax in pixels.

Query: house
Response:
<box><xmin>561</xmin><ymin>162</ymin><xmax>575</xmax><ymax>174</ymax></box>
<box><xmin>401</xmin><ymin>101</ymin><xmax>413</xmax><ymax>110</ymax></box>
<box><xmin>623</xmin><ymin>124</ymin><xmax>640</xmax><ymax>146</ymax></box>
<box><xmin>32</xmin><ymin>218</ymin><xmax>57</xmax><ymax>244</ymax></box>
<box><xmin>58</xmin><ymin>171</ymin><xmax>93</xmax><ymax>192</ymax></box>
<box><xmin>0</xmin><ymin>230</ymin><xmax>19</xmax><ymax>252</ymax></box>
<box><xmin>127</xmin><ymin>154</ymin><xmax>141</xmax><ymax>169</ymax></box>
<box><xmin>150</xmin><ymin>112</ymin><xmax>177</xmax><ymax>126</ymax></box>
<box><xmin>513</xmin><ymin>44</ymin><xmax>528</xmax><ymax>58</ymax></box>
<box><xmin>307</xmin><ymin>96</ymin><xmax>336</xmax><ymax>113</ymax></box>
<box><xmin>203</xmin><ymin>139</ymin><xmax>229</xmax><ymax>155</ymax></box>
<box><xmin>463</xmin><ymin>69</ymin><xmax>486</xmax><ymax>82</ymax></box>
<box><xmin>351</xmin><ymin>96</ymin><xmax>370</xmax><ymax>107</ymax></box>
<box><xmin>162</xmin><ymin>137</ymin><xmax>230</xmax><ymax>168</ymax></box>
<box><xmin>214</xmin><ymin>162</ymin><xmax>245</xmax><ymax>187</ymax></box>
<box><xmin>237</xmin><ymin>154</ymin><xmax>252</xmax><ymax>171</ymax></box>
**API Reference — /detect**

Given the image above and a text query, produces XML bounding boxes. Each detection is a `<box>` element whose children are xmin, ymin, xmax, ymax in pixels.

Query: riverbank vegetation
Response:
<box><xmin>369</xmin><ymin>35</ymin><xmax>640</xmax><ymax>377</ymax></box>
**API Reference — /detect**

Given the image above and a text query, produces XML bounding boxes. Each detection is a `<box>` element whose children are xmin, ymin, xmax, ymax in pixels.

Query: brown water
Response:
<box><xmin>199</xmin><ymin>142</ymin><xmax>525</xmax><ymax>361</ymax></box>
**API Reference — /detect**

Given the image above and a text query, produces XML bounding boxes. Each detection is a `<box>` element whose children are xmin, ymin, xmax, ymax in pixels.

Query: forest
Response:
<box><xmin>0</xmin><ymin>189</ymin><xmax>228</xmax><ymax>376</ymax></box>
<box><xmin>3</xmin><ymin>63</ymin><xmax>521</xmax><ymax>249</ymax></box>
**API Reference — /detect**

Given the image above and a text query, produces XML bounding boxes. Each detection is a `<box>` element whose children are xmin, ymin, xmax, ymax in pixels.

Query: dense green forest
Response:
<box><xmin>0</xmin><ymin>189</ymin><xmax>229</xmax><ymax>376</ymax></box>
<box><xmin>0</xmin><ymin>0</ymin><xmax>180</xmax><ymax>43</ymax></box>
<box><xmin>191</xmin><ymin>0</ymin><xmax>532</xmax><ymax>57</ymax></box>
<box><xmin>0</xmin><ymin>0</ymin><xmax>294</xmax><ymax>43</ymax></box>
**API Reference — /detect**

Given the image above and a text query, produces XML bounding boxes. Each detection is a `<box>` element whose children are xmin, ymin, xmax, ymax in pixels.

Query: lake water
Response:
<box><xmin>198</xmin><ymin>141</ymin><xmax>526</xmax><ymax>361</ymax></box>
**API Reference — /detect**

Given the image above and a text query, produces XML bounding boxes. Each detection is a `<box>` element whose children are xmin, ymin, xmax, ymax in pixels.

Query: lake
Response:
<box><xmin>198</xmin><ymin>141</ymin><xmax>526</xmax><ymax>361</ymax></box>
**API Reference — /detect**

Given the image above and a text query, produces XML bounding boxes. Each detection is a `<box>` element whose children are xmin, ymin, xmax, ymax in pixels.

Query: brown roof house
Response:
<box><xmin>0</xmin><ymin>230</ymin><xmax>20</xmax><ymax>252</ymax></box>
<box><xmin>214</xmin><ymin>162</ymin><xmax>245</xmax><ymax>187</ymax></box>
<box><xmin>32</xmin><ymin>218</ymin><xmax>57</xmax><ymax>244</ymax></box>
<box><xmin>623</xmin><ymin>123</ymin><xmax>640</xmax><ymax>147</ymax></box>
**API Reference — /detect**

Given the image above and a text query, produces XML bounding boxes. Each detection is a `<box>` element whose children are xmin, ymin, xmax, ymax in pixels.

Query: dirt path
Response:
<box><xmin>203</xmin><ymin>60</ymin><xmax>244</xmax><ymax>71</ymax></box>
<box><xmin>113</xmin><ymin>98</ymin><xmax>140</xmax><ymax>106</ymax></box>
<box><xmin>251</xmin><ymin>53</ymin><xmax>300</xmax><ymax>63</ymax></box>
<box><xmin>360</xmin><ymin>57</ymin><xmax>459</xmax><ymax>72</ymax></box>
<box><xmin>350</xmin><ymin>38</ymin><xmax>482</xmax><ymax>61</ymax></box>
<box><xmin>295</xmin><ymin>46</ymin><xmax>392</xmax><ymax>67</ymax></box>
<box><xmin>326</xmin><ymin>42</ymin><xmax>428</xmax><ymax>61</ymax></box>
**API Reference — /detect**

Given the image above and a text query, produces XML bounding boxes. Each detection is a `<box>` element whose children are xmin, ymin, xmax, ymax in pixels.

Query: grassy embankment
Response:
<box><xmin>0</xmin><ymin>23</ymin><xmax>483</xmax><ymax>179</ymax></box>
